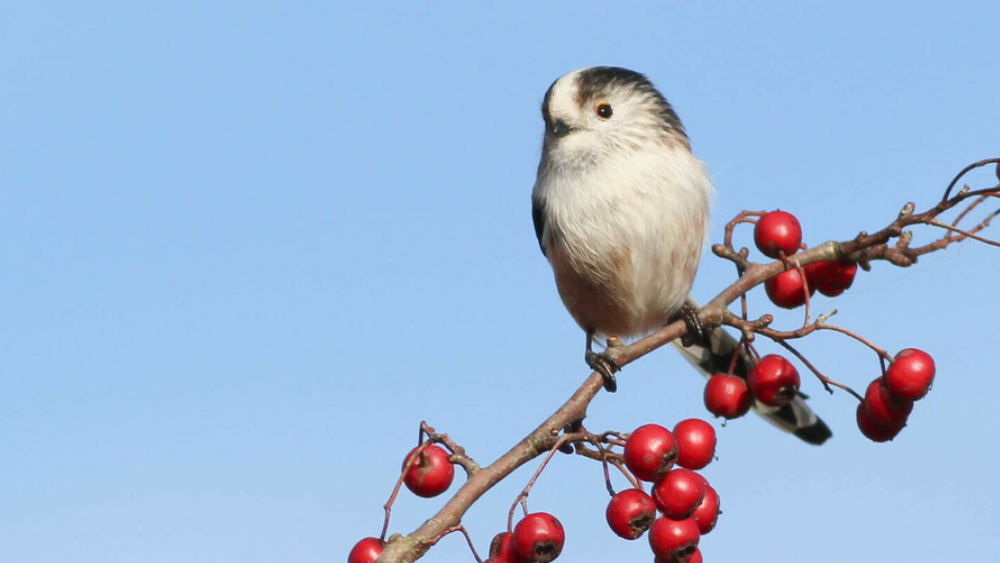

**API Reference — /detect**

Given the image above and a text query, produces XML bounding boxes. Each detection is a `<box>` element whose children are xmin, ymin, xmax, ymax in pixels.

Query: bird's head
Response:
<box><xmin>540</xmin><ymin>66</ymin><xmax>689</xmax><ymax>160</ymax></box>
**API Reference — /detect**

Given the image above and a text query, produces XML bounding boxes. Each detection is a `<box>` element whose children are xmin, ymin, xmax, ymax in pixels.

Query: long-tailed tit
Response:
<box><xmin>531</xmin><ymin>67</ymin><xmax>830</xmax><ymax>444</ymax></box>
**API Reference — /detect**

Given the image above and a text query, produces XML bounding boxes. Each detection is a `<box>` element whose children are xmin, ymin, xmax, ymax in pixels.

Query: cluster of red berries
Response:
<box><xmin>754</xmin><ymin>210</ymin><xmax>858</xmax><ymax>308</ymax></box>
<box><xmin>606</xmin><ymin>419</ymin><xmax>720</xmax><ymax>563</ymax></box>
<box><xmin>857</xmin><ymin>348</ymin><xmax>936</xmax><ymax>442</ymax></box>
<box><xmin>703</xmin><ymin>354</ymin><xmax>800</xmax><ymax>420</ymax></box>
<box><xmin>701</xmin><ymin>343</ymin><xmax>937</xmax><ymax>444</ymax></box>
<box><xmin>348</xmin><ymin>444</ymin><xmax>457</xmax><ymax>563</ymax></box>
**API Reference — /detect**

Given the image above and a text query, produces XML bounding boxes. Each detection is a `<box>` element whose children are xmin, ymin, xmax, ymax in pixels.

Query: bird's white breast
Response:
<box><xmin>536</xmin><ymin>145</ymin><xmax>712</xmax><ymax>338</ymax></box>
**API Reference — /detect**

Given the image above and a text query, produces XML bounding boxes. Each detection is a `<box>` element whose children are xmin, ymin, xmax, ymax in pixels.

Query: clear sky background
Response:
<box><xmin>3</xmin><ymin>2</ymin><xmax>999</xmax><ymax>563</ymax></box>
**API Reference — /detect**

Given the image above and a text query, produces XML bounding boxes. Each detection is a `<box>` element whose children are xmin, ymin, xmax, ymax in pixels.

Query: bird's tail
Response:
<box><xmin>671</xmin><ymin>301</ymin><xmax>832</xmax><ymax>445</ymax></box>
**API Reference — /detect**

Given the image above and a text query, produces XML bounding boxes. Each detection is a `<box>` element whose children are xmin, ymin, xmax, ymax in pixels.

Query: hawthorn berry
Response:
<box><xmin>348</xmin><ymin>537</ymin><xmax>386</xmax><ymax>563</ymax></box>
<box><xmin>648</xmin><ymin>516</ymin><xmax>700</xmax><ymax>562</ymax></box>
<box><xmin>606</xmin><ymin>489</ymin><xmax>657</xmax><ymax>540</ymax></box>
<box><xmin>512</xmin><ymin>512</ymin><xmax>565</xmax><ymax>563</ymax></box>
<box><xmin>402</xmin><ymin>444</ymin><xmax>455</xmax><ymax>498</ymax></box>
<box><xmin>704</xmin><ymin>374</ymin><xmax>752</xmax><ymax>419</ymax></box>
<box><xmin>690</xmin><ymin>484</ymin><xmax>720</xmax><ymax>535</ymax></box>
<box><xmin>624</xmin><ymin>424</ymin><xmax>678</xmax><ymax>482</ymax></box>
<box><xmin>652</xmin><ymin>469</ymin><xmax>706</xmax><ymax>520</ymax></box>
<box><xmin>747</xmin><ymin>355</ymin><xmax>801</xmax><ymax>407</ymax></box>
<box><xmin>764</xmin><ymin>267</ymin><xmax>815</xmax><ymax>309</ymax></box>
<box><xmin>754</xmin><ymin>210</ymin><xmax>802</xmax><ymax>258</ymax></box>
<box><xmin>884</xmin><ymin>348</ymin><xmax>936</xmax><ymax>401</ymax></box>
<box><xmin>804</xmin><ymin>260</ymin><xmax>858</xmax><ymax>297</ymax></box>
<box><xmin>856</xmin><ymin>403</ymin><xmax>905</xmax><ymax>442</ymax></box>
<box><xmin>656</xmin><ymin>548</ymin><xmax>703</xmax><ymax>563</ymax></box>
<box><xmin>863</xmin><ymin>378</ymin><xmax>913</xmax><ymax>427</ymax></box>
<box><xmin>489</xmin><ymin>532</ymin><xmax>515</xmax><ymax>563</ymax></box>
<box><xmin>673</xmin><ymin>419</ymin><xmax>716</xmax><ymax>471</ymax></box>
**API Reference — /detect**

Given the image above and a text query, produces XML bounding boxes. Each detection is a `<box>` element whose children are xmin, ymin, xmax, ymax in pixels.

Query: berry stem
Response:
<box><xmin>382</xmin><ymin>440</ymin><xmax>433</xmax><ymax>541</ymax></box>
<box><xmin>506</xmin><ymin>432</ymin><xmax>583</xmax><ymax>533</ymax></box>
<box><xmin>816</xmin><ymin>323</ymin><xmax>894</xmax><ymax>364</ymax></box>
<box><xmin>590</xmin><ymin>438</ymin><xmax>617</xmax><ymax>496</ymax></box>
<box><xmin>723</xmin><ymin>210</ymin><xmax>765</xmax><ymax>249</ymax></box>
<box><xmin>424</xmin><ymin>525</ymin><xmax>483</xmax><ymax>563</ymax></box>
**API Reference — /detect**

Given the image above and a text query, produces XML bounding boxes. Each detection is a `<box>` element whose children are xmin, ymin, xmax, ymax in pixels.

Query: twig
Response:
<box><xmin>507</xmin><ymin>432</ymin><xmax>582</xmax><ymax>532</ymax></box>
<box><xmin>926</xmin><ymin>218</ymin><xmax>1000</xmax><ymax>248</ymax></box>
<box><xmin>772</xmin><ymin>339</ymin><xmax>863</xmax><ymax>401</ymax></box>
<box><xmin>424</xmin><ymin>525</ymin><xmax>483</xmax><ymax>563</ymax></box>
<box><xmin>940</xmin><ymin>158</ymin><xmax>1000</xmax><ymax>202</ymax></box>
<box><xmin>421</xmin><ymin>422</ymin><xmax>480</xmax><ymax>476</ymax></box>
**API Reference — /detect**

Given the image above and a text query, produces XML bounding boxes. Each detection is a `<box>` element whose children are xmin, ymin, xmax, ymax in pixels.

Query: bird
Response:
<box><xmin>531</xmin><ymin>66</ymin><xmax>831</xmax><ymax>445</ymax></box>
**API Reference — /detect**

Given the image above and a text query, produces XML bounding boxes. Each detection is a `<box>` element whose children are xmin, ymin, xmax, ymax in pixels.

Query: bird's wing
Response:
<box><xmin>531</xmin><ymin>195</ymin><xmax>547</xmax><ymax>257</ymax></box>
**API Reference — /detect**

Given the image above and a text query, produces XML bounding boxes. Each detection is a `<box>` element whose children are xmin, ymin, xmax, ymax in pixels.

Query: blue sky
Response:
<box><xmin>2</xmin><ymin>2</ymin><xmax>999</xmax><ymax>562</ymax></box>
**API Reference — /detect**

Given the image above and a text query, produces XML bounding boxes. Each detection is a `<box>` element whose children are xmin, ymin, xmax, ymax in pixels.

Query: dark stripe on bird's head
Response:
<box><xmin>573</xmin><ymin>66</ymin><xmax>688</xmax><ymax>141</ymax></box>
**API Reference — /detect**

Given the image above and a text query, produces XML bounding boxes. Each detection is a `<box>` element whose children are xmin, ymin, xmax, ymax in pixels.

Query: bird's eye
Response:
<box><xmin>595</xmin><ymin>103</ymin><xmax>613</xmax><ymax>119</ymax></box>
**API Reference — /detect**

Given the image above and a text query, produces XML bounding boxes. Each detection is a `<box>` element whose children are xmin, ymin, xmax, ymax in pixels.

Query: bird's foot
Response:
<box><xmin>586</xmin><ymin>337</ymin><xmax>623</xmax><ymax>392</ymax></box>
<box><xmin>679</xmin><ymin>302</ymin><xmax>708</xmax><ymax>347</ymax></box>
<box><xmin>586</xmin><ymin>350</ymin><xmax>619</xmax><ymax>392</ymax></box>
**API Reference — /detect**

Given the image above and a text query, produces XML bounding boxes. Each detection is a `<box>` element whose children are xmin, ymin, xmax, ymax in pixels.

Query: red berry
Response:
<box><xmin>648</xmin><ymin>517</ymin><xmax>700</xmax><ymax>562</ymax></box>
<box><xmin>704</xmin><ymin>374</ymin><xmax>752</xmax><ymax>419</ymax></box>
<box><xmin>884</xmin><ymin>348</ymin><xmax>936</xmax><ymax>401</ymax></box>
<box><xmin>856</xmin><ymin>403</ymin><xmax>904</xmax><ymax>442</ymax></box>
<box><xmin>863</xmin><ymin>378</ymin><xmax>913</xmax><ymax>427</ymax></box>
<box><xmin>348</xmin><ymin>537</ymin><xmax>386</xmax><ymax>563</ymax></box>
<box><xmin>754</xmin><ymin>210</ymin><xmax>802</xmax><ymax>259</ymax></box>
<box><xmin>804</xmin><ymin>260</ymin><xmax>858</xmax><ymax>297</ymax></box>
<box><xmin>747</xmin><ymin>355</ymin><xmax>801</xmax><ymax>407</ymax></box>
<box><xmin>402</xmin><ymin>444</ymin><xmax>455</xmax><ymax>498</ymax></box>
<box><xmin>606</xmin><ymin>489</ymin><xmax>657</xmax><ymax>540</ymax></box>
<box><xmin>673</xmin><ymin>419</ymin><xmax>716</xmax><ymax>470</ymax></box>
<box><xmin>690</xmin><ymin>484</ymin><xmax>720</xmax><ymax>535</ymax></box>
<box><xmin>764</xmin><ymin>267</ymin><xmax>815</xmax><ymax>309</ymax></box>
<box><xmin>656</xmin><ymin>548</ymin><xmax>702</xmax><ymax>563</ymax></box>
<box><xmin>652</xmin><ymin>469</ymin><xmax>706</xmax><ymax>520</ymax></box>
<box><xmin>512</xmin><ymin>512</ymin><xmax>565</xmax><ymax>563</ymax></box>
<box><xmin>489</xmin><ymin>532</ymin><xmax>515</xmax><ymax>563</ymax></box>
<box><xmin>624</xmin><ymin>424</ymin><xmax>678</xmax><ymax>482</ymax></box>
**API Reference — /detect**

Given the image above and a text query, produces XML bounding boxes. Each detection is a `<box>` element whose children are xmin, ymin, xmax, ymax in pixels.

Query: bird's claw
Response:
<box><xmin>679</xmin><ymin>303</ymin><xmax>708</xmax><ymax>347</ymax></box>
<box><xmin>586</xmin><ymin>349</ymin><xmax>620</xmax><ymax>392</ymax></box>
<box><xmin>680</xmin><ymin>303</ymin><xmax>711</xmax><ymax>348</ymax></box>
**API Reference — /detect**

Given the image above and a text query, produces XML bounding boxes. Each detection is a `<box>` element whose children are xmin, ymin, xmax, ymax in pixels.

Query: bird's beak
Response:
<box><xmin>549</xmin><ymin>119</ymin><xmax>575</xmax><ymax>138</ymax></box>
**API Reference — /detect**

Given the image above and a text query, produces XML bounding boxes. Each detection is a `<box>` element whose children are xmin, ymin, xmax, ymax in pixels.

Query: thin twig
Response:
<box><xmin>940</xmin><ymin>158</ymin><xmax>1000</xmax><ymax>202</ymax></box>
<box><xmin>926</xmin><ymin>218</ymin><xmax>1000</xmax><ymax>248</ymax></box>
<box><xmin>421</xmin><ymin>422</ymin><xmax>480</xmax><ymax>476</ymax></box>
<box><xmin>773</xmin><ymin>339</ymin><xmax>863</xmax><ymax>401</ymax></box>
<box><xmin>507</xmin><ymin>432</ymin><xmax>582</xmax><ymax>533</ymax></box>
<box><xmin>424</xmin><ymin>525</ymin><xmax>483</xmax><ymax>563</ymax></box>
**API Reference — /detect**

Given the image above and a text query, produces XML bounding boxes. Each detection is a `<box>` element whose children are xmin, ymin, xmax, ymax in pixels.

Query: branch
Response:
<box><xmin>376</xmin><ymin>158</ymin><xmax>999</xmax><ymax>562</ymax></box>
